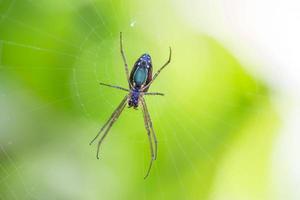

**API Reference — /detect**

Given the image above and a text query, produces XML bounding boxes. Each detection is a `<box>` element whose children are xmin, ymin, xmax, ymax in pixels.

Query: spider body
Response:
<box><xmin>90</xmin><ymin>32</ymin><xmax>171</xmax><ymax>179</ymax></box>
<box><xmin>128</xmin><ymin>88</ymin><xmax>140</xmax><ymax>108</ymax></box>
<box><xmin>128</xmin><ymin>53</ymin><xmax>153</xmax><ymax>108</ymax></box>
<box><xmin>130</xmin><ymin>53</ymin><xmax>153</xmax><ymax>91</ymax></box>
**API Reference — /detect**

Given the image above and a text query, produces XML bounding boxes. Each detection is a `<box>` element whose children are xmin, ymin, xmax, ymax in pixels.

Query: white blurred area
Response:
<box><xmin>176</xmin><ymin>0</ymin><xmax>300</xmax><ymax>199</ymax></box>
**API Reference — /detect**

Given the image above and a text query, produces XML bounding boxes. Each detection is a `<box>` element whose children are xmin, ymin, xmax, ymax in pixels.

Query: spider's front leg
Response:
<box><xmin>141</xmin><ymin>97</ymin><xmax>158</xmax><ymax>160</ymax></box>
<box><xmin>90</xmin><ymin>95</ymin><xmax>128</xmax><ymax>159</ymax></box>
<box><xmin>96</xmin><ymin>100</ymin><xmax>127</xmax><ymax>159</ymax></box>
<box><xmin>140</xmin><ymin>97</ymin><xmax>158</xmax><ymax>179</ymax></box>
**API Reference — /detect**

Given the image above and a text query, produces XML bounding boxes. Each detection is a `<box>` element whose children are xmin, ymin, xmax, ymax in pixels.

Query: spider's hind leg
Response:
<box><xmin>120</xmin><ymin>32</ymin><xmax>130</xmax><ymax>86</ymax></box>
<box><xmin>141</xmin><ymin>47</ymin><xmax>171</xmax><ymax>90</ymax></box>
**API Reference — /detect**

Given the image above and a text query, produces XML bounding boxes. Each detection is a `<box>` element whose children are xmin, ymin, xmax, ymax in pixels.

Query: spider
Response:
<box><xmin>90</xmin><ymin>32</ymin><xmax>171</xmax><ymax>179</ymax></box>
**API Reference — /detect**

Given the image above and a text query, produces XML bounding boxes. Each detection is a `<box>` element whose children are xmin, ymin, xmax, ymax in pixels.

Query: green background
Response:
<box><xmin>0</xmin><ymin>0</ymin><xmax>279</xmax><ymax>199</ymax></box>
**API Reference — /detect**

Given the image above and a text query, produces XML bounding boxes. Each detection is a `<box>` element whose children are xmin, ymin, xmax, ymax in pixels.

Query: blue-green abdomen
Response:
<box><xmin>133</xmin><ymin>67</ymin><xmax>148</xmax><ymax>86</ymax></box>
<box><xmin>129</xmin><ymin>53</ymin><xmax>152</xmax><ymax>90</ymax></box>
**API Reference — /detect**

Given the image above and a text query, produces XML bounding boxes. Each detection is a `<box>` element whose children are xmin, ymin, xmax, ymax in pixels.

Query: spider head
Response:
<box><xmin>128</xmin><ymin>90</ymin><xmax>140</xmax><ymax>108</ymax></box>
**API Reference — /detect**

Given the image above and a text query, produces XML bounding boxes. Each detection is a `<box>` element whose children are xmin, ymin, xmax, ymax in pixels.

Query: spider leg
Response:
<box><xmin>141</xmin><ymin>98</ymin><xmax>155</xmax><ymax>179</ymax></box>
<box><xmin>90</xmin><ymin>95</ymin><xmax>128</xmax><ymax>145</ymax></box>
<box><xmin>120</xmin><ymin>32</ymin><xmax>130</xmax><ymax>84</ymax></box>
<box><xmin>142</xmin><ymin>47</ymin><xmax>172</xmax><ymax>90</ymax></box>
<box><xmin>141</xmin><ymin>97</ymin><xmax>158</xmax><ymax>160</ymax></box>
<box><xmin>96</xmin><ymin>97</ymin><xmax>127</xmax><ymax>159</ymax></box>
<box><xmin>142</xmin><ymin>92</ymin><xmax>165</xmax><ymax>96</ymax></box>
<box><xmin>100</xmin><ymin>82</ymin><xmax>130</xmax><ymax>92</ymax></box>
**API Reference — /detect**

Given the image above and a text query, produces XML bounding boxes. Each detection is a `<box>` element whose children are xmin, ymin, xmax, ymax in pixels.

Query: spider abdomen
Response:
<box><xmin>130</xmin><ymin>53</ymin><xmax>153</xmax><ymax>91</ymax></box>
<box><xmin>133</xmin><ymin>68</ymin><xmax>148</xmax><ymax>86</ymax></box>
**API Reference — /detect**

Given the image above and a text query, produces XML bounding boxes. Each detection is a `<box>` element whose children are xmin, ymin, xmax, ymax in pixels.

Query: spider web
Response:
<box><xmin>0</xmin><ymin>0</ymin><xmax>275</xmax><ymax>199</ymax></box>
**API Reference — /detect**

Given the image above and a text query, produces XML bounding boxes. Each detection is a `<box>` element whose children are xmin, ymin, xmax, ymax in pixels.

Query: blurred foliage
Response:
<box><xmin>0</xmin><ymin>0</ymin><xmax>279</xmax><ymax>200</ymax></box>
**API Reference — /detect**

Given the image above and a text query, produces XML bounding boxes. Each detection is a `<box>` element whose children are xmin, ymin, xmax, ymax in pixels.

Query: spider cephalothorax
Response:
<box><xmin>128</xmin><ymin>89</ymin><xmax>140</xmax><ymax>108</ymax></box>
<box><xmin>90</xmin><ymin>32</ymin><xmax>171</xmax><ymax>179</ymax></box>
